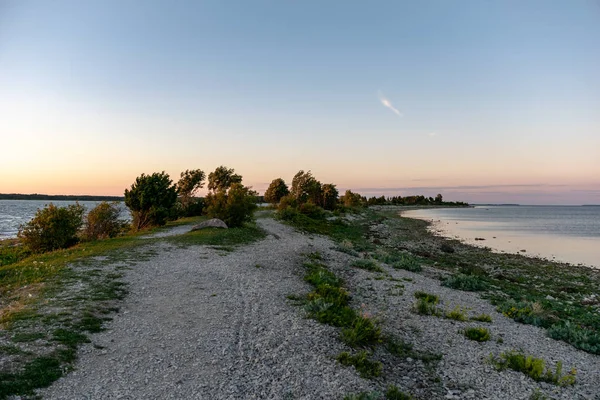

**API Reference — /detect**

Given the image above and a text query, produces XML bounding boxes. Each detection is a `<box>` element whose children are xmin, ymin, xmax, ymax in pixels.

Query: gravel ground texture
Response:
<box><xmin>37</xmin><ymin>216</ymin><xmax>600</xmax><ymax>400</ymax></box>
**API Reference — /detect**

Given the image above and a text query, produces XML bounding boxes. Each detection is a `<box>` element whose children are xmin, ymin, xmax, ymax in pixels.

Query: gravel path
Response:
<box><xmin>38</xmin><ymin>219</ymin><xmax>370</xmax><ymax>399</ymax></box>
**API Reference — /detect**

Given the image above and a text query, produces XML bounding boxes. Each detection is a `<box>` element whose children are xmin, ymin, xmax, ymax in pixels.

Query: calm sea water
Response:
<box><xmin>403</xmin><ymin>206</ymin><xmax>600</xmax><ymax>269</ymax></box>
<box><xmin>0</xmin><ymin>200</ymin><xmax>129</xmax><ymax>239</ymax></box>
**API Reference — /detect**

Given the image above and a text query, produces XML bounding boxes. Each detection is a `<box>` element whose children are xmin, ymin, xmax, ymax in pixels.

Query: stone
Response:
<box><xmin>191</xmin><ymin>219</ymin><xmax>228</xmax><ymax>230</ymax></box>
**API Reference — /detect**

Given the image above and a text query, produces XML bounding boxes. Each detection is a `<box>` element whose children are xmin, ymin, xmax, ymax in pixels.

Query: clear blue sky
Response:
<box><xmin>1</xmin><ymin>0</ymin><xmax>599</xmax><ymax>204</ymax></box>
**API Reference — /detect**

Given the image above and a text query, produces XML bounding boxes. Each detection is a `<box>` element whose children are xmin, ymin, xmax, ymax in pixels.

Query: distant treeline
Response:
<box><xmin>0</xmin><ymin>193</ymin><xmax>124</xmax><ymax>201</ymax></box>
<box><xmin>363</xmin><ymin>194</ymin><xmax>468</xmax><ymax>206</ymax></box>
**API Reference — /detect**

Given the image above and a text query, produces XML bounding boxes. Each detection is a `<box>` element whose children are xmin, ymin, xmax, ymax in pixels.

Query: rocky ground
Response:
<box><xmin>34</xmin><ymin>214</ymin><xmax>600</xmax><ymax>399</ymax></box>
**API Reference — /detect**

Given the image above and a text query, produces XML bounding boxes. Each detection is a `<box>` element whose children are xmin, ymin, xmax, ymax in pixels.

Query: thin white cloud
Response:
<box><xmin>378</xmin><ymin>91</ymin><xmax>403</xmax><ymax>117</ymax></box>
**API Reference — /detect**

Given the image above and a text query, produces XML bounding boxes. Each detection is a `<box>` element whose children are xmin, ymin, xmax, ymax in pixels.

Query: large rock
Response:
<box><xmin>191</xmin><ymin>219</ymin><xmax>228</xmax><ymax>230</ymax></box>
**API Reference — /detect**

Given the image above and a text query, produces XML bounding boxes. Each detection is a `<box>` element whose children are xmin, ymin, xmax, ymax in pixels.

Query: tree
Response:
<box><xmin>321</xmin><ymin>183</ymin><xmax>339</xmax><ymax>210</ymax></box>
<box><xmin>124</xmin><ymin>172</ymin><xmax>178</xmax><ymax>230</ymax></box>
<box><xmin>290</xmin><ymin>170</ymin><xmax>322</xmax><ymax>206</ymax></box>
<box><xmin>204</xmin><ymin>167</ymin><xmax>257</xmax><ymax>227</ymax></box>
<box><xmin>341</xmin><ymin>190</ymin><xmax>363</xmax><ymax>207</ymax></box>
<box><xmin>264</xmin><ymin>178</ymin><xmax>290</xmax><ymax>204</ymax></box>
<box><xmin>18</xmin><ymin>203</ymin><xmax>85</xmax><ymax>253</ymax></box>
<box><xmin>207</xmin><ymin>166</ymin><xmax>242</xmax><ymax>191</ymax></box>
<box><xmin>83</xmin><ymin>201</ymin><xmax>124</xmax><ymax>240</ymax></box>
<box><xmin>435</xmin><ymin>193</ymin><xmax>443</xmax><ymax>204</ymax></box>
<box><xmin>176</xmin><ymin>169</ymin><xmax>206</xmax><ymax>216</ymax></box>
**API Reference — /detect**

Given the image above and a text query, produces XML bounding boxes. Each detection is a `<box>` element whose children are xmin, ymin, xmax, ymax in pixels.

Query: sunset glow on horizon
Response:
<box><xmin>1</xmin><ymin>1</ymin><xmax>599</xmax><ymax>205</ymax></box>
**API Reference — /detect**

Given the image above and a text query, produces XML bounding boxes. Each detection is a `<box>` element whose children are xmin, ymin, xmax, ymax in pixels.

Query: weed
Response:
<box><xmin>352</xmin><ymin>259</ymin><xmax>383</xmax><ymax>273</ymax></box>
<box><xmin>471</xmin><ymin>314</ymin><xmax>492</xmax><ymax>323</ymax></box>
<box><xmin>442</xmin><ymin>274</ymin><xmax>488</xmax><ymax>291</ymax></box>
<box><xmin>413</xmin><ymin>291</ymin><xmax>439</xmax><ymax>304</ymax></box>
<box><xmin>489</xmin><ymin>350</ymin><xmax>576</xmax><ymax>386</ymax></box>
<box><xmin>386</xmin><ymin>385</ymin><xmax>413</xmax><ymax>399</ymax></box>
<box><xmin>391</xmin><ymin>255</ymin><xmax>422</xmax><ymax>273</ymax></box>
<box><xmin>529</xmin><ymin>388</ymin><xmax>549</xmax><ymax>400</ymax></box>
<box><xmin>446</xmin><ymin>306</ymin><xmax>468</xmax><ymax>321</ymax></box>
<box><xmin>414</xmin><ymin>299</ymin><xmax>440</xmax><ymax>316</ymax></box>
<box><xmin>337</xmin><ymin>351</ymin><xmax>382</xmax><ymax>379</ymax></box>
<box><xmin>165</xmin><ymin>223</ymin><xmax>266</xmax><ymax>248</ymax></box>
<box><xmin>12</xmin><ymin>332</ymin><xmax>45</xmax><ymax>343</ymax></box>
<box><xmin>464</xmin><ymin>327</ymin><xmax>490</xmax><ymax>342</ymax></box>
<box><xmin>341</xmin><ymin>315</ymin><xmax>382</xmax><ymax>348</ymax></box>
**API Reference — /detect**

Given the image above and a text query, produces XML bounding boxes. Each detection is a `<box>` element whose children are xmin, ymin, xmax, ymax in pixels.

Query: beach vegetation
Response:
<box><xmin>464</xmin><ymin>327</ymin><xmax>490</xmax><ymax>342</ymax></box>
<box><xmin>205</xmin><ymin>182</ymin><xmax>258</xmax><ymax>228</ymax></box>
<box><xmin>18</xmin><ymin>203</ymin><xmax>85</xmax><ymax>253</ymax></box>
<box><xmin>336</xmin><ymin>351</ymin><xmax>382</xmax><ymax>379</ymax></box>
<box><xmin>207</xmin><ymin>165</ymin><xmax>242</xmax><ymax>191</ymax></box>
<box><xmin>547</xmin><ymin>321</ymin><xmax>600</xmax><ymax>355</ymax></box>
<box><xmin>290</xmin><ymin>170</ymin><xmax>322</xmax><ymax>206</ymax></box>
<box><xmin>175</xmin><ymin>169</ymin><xmax>206</xmax><ymax>217</ymax></box>
<box><xmin>488</xmin><ymin>350</ymin><xmax>576</xmax><ymax>386</ymax></box>
<box><xmin>446</xmin><ymin>305</ymin><xmax>468</xmax><ymax>321</ymax></box>
<box><xmin>471</xmin><ymin>313</ymin><xmax>492</xmax><ymax>323</ymax></box>
<box><xmin>321</xmin><ymin>183</ymin><xmax>339</xmax><ymax>211</ymax></box>
<box><xmin>442</xmin><ymin>273</ymin><xmax>488</xmax><ymax>291</ymax></box>
<box><xmin>385</xmin><ymin>385</ymin><xmax>414</xmax><ymax>399</ymax></box>
<box><xmin>340</xmin><ymin>190</ymin><xmax>364</xmax><ymax>208</ymax></box>
<box><xmin>351</xmin><ymin>258</ymin><xmax>383</xmax><ymax>272</ymax></box>
<box><xmin>124</xmin><ymin>171</ymin><xmax>178</xmax><ymax>230</ymax></box>
<box><xmin>391</xmin><ymin>254</ymin><xmax>422</xmax><ymax>272</ymax></box>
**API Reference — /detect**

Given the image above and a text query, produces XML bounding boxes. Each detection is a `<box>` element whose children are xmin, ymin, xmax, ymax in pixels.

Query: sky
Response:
<box><xmin>0</xmin><ymin>1</ymin><xmax>599</xmax><ymax>204</ymax></box>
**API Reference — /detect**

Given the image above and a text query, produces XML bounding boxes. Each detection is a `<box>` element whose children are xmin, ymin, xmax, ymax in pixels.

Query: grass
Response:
<box><xmin>391</xmin><ymin>255</ymin><xmax>422</xmax><ymax>273</ymax></box>
<box><xmin>413</xmin><ymin>291</ymin><xmax>439</xmax><ymax>304</ymax></box>
<box><xmin>471</xmin><ymin>313</ymin><xmax>493</xmax><ymax>323</ymax></box>
<box><xmin>337</xmin><ymin>351</ymin><xmax>382</xmax><ymax>379</ymax></box>
<box><xmin>442</xmin><ymin>274</ymin><xmax>488</xmax><ymax>292</ymax></box>
<box><xmin>413</xmin><ymin>291</ymin><xmax>441</xmax><ymax>316</ymax></box>
<box><xmin>341</xmin><ymin>315</ymin><xmax>382</xmax><ymax>348</ymax></box>
<box><xmin>488</xmin><ymin>350</ymin><xmax>576</xmax><ymax>386</ymax></box>
<box><xmin>463</xmin><ymin>327</ymin><xmax>491</xmax><ymax>342</ymax></box>
<box><xmin>165</xmin><ymin>222</ymin><xmax>266</xmax><ymax>249</ymax></box>
<box><xmin>446</xmin><ymin>306</ymin><xmax>468</xmax><ymax>321</ymax></box>
<box><xmin>385</xmin><ymin>385</ymin><xmax>414</xmax><ymax>400</ymax></box>
<box><xmin>352</xmin><ymin>259</ymin><xmax>384</xmax><ymax>273</ymax></box>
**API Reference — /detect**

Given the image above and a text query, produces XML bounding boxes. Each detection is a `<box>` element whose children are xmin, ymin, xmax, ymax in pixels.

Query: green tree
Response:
<box><xmin>18</xmin><ymin>203</ymin><xmax>85</xmax><ymax>253</ymax></box>
<box><xmin>341</xmin><ymin>190</ymin><xmax>364</xmax><ymax>207</ymax></box>
<box><xmin>321</xmin><ymin>183</ymin><xmax>339</xmax><ymax>210</ymax></box>
<box><xmin>207</xmin><ymin>166</ymin><xmax>242</xmax><ymax>191</ymax></box>
<box><xmin>124</xmin><ymin>171</ymin><xmax>178</xmax><ymax>230</ymax></box>
<box><xmin>264</xmin><ymin>178</ymin><xmax>290</xmax><ymax>204</ymax></box>
<box><xmin>290</xmin><ymin>170</ymin><xmax>322</xmax><ymax>205</ymax></box>
<box><xmin>83</xmin><ymin>201</ymin><xmax>124</xmax><ymax>240</ymax></box>
<box><xmin>176</xmin><ymin>169</ymin><xmax>206</xmax><ymax>216</ymax></box>
<box><xmin>435</xmin><ymin>193</ymin><xmax>443</xmax><ymax>204</ymax></box>
<box><xmin>205</xmin><ymin>183</ymin><xmax>258</xmax><ymax>227</ymax></box>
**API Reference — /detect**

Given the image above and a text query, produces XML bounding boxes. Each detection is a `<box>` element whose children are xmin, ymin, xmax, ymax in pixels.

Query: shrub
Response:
<box><xmin>386</xmin><ymin>386</ymin><xmax>413</xmax><ymax>400</ymax></box>
<box><xmin>341</xmin><ymin>315</ymin><xmax>382</xmax><ymax>348</ymax></box>
<box><xmin>321</xmin><ymin>183</ymin><xmax>339</xmax><ymax>211</ymax></box>
<box><xmin>415</xmin><ymin>298</ymin><xmax>440</xmax><ymax>316</ymax></box>
<box><xmin>298</xmin><ymin>201</ymin><xmax>325</xmax><ymax>219</ymax></box>
<box><xmin>176</xmin><ymin>169</ymin><xmax>205</xmax><ymax>215</ymax></box>
<box><xmin>471</xmin><ymin>313</ymin><xmax>493</xmax><ymax>323</ymax></box>
<box><xmin>392</xmin><ymin>255</ymin><xmax>422</xmax><ymax>272</ymax></box>
<box><xmin>446</xmin><ymin>305</ymin><xmax>468</xmax><ymax>321</ymax></box>
<box><xmin>207</xmin><ymin>166</ymin><xmax>242</xmax><ymax>191</ymax></box>
<box><xmin>124</xmin><ymin>172</ymin><xmax>178</xmax><ymax>230</ymax></box>
<box><xmin>290</xmin><ymin>170</ymin><xmax>322</xmax><ymax>205</ymax></box>
<box><xmin>547</xmin><ymin>321</ymin><xmax>600</xmax><ymax>354</ymax></box>
<box><xmin>83</xmin><ymin>202</ymin><xmax>123</xmax><ymax>240</ymax></box>
<box><xmin>337</xmin><ymin>351</ymin><xmax>382</xmax><ymax>379</ymax></box>
<box><xmin>352</xmin><ymin>259</ymin><xmax>383</xmax><ymax>272</ymax></box>
<box><xmin>341</xmin><ymin>190</ymin><xmax>364</xmax><ymax>208</ymax></box>
<box><xmin>497</xmin><ymin>300</ymin><xmax>548</xmax><ymax>327</ymax></box>
<box><xmin>413</xmin><ymin>291</ymin><xmax>439</xmax><ymax>304</ymax></box>
<box><xmin>18</xmin><ymin>203</ymin><xmax>85</xmax><ymax>253</ymax></box>
<box><xmin>264</xmin><ymin>178</ymin><xmax>289</xmax><ymax>204</ymax></box>
<box><xmin>442</xmin><ymin>273</ymin><xmax>488</xmax><ymax>291</ymax></box>
<box><xmin>489</xmin><ymin>350</ymin><xmax>576</xmax><ymax>386</ymax></box>
<box><xmin>464</xmin><ymin>327</ymin><xmax>490</xmax><ymax>342</ymax></box>
<box><xmin>205</xmin><ymin>182</ymin><xmax>258</xmax><ymax>228</ymax></box>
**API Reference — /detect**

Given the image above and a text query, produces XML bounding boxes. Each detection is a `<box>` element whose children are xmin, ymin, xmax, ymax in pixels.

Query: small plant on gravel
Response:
<box><xmin>386</xmin><ymin>385</ymin><xmax>413</xmax><ymax>399</ymax></box>
<box><xmin>497</xmin><ymin>300</ymin><xmax>549</xmax><ymax>328</ymax></box>
<box><xmin>446</xmin><ymin>305</ymin><xmax>468</xmax><ymax>321</ymax></box>
<box><xmin>471</xmin><ymin>313</ymin><xmax>492</xmax><ymax>323</ymax></box>
<box><xmin>337</xmin><ymin>351</ymin><xmax>382</xmax><ymax>379</ymax></box>
<box><xmin>547</xmin><ymin>321</ymin><xmax>600</xmax><ymax>355</ymax></box>
<box><xmin>464</xmin><ymin>327</ymin><xmax>490</xmax><ymax>342</ymax></box>
<box><xmin>352</xmin><ymin>259</ymin><xmax>383</xmax><ymax>273</ymax></box>
<box><xmin>413</xmin><ymin>291</ymin><xmax>441</xmax><ymax>316</ymax></box>
<box><xmin>442</xmin><ymin>273</ymin><xmax>488</xmax><ymax>291</ymax></box>
<box><xmin>413</xmin><ymin>291</ymin><xmax>439</xmax><ymax>304</ymax></box>
<box><xmin>391</xmin><ymin>255</ymin><xmax>422</xmax><ymax>272</ymax></box>
<box><xmin>341</xmin><ymin>315</ymin><xmax>382</xmax><ymax>348</ymax></box>
<box><xmin>488</xmin><ymin>350</ymin><xmax>576</xmax><ymax>386</ymax></box>
<box><xmin>529</xmin><ymin>388</ymin><xmax>549</xmax><ymax>400</ymax></box>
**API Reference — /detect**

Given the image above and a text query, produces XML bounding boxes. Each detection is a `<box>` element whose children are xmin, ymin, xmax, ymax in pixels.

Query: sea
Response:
<box><xmin>0</xmin><ymin>200</ymin><xmax>129</xmax><ymax>240</ymax></box>
<box><xmin>403</xmin><ymin>205</ymin><xmax>600</xmax><ymax>269</ymax></box>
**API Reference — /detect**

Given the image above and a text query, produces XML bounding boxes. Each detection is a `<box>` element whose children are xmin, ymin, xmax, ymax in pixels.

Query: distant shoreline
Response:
<box><xmin>0</xmin><ymin>194</ymin><xmax>124</xmax><ymax>201</ymax></box>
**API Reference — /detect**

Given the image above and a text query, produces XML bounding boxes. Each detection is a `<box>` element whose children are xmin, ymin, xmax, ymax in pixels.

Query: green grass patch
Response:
<box><xmin>386</xmin><ymin>385</ymin><xmax>413</xmax><ymax>400</ymax></box>
<box><xmin>464</xmin><ymin>327</ymin><xmax>490</xmax><ymax>342</ymax></box>
<box><xmin>165</xmin><ymin>222</ymin><xmax>266</xmax><ymax>249</ymax></box>
<box><xmin>341</xmin><ymin>315</ymin><xmax>382</xmax><ymax>348</ymax></box>
<box><xmin>471</xmin><ymin>313</ymin><xmax>492</xmax><ymax>323</ymax></box>
<box><xmin>385</xmin><ymin>337</ymin><xmax>442</xmax><ymax>364</ymax></box>
<box><xmin>11</xmin><ymin>332</ymin><xmax>45</xmax><ymax>343</ymax></box>
<box><xmin>442</xmin><ymin>273</ymin><xmax>488</xmax><ymax>291</ymax></box>
<box><xmin>547</xmin><ymin>321</ymin><xmax>600</xmax><ymax>355</ymax></box>
<box><xmin>0</xmin><ymin>355</ymin><xmax>64</xmax><ymax>398</ymax></box>
<box><xmin>489</xmin><ymin>350</ymin><xmax>576</xmax><ymax>386</ymax></box>
<box><xmin>337</xmin><ymin>351</ymin><xmax>382</xmax><ymax>379</ymax></box>
<box><xmin>351</xmin><ymin>259</ymin><xmax>383</xmax><ymax>273</ymax></box>
<box><xmin>446</xmin><ymin>306</ymin><xmax>468</xmax><ymax>322</ymax></box>
<box><xmin>391</xmin><ymin>255</ymin><xmax>422</xmax><ymax>273</ymax></box>
<box><xmin>413</xmin><ymin>291</ymin><xmax>439</xmax><ymax>304</ymax></box>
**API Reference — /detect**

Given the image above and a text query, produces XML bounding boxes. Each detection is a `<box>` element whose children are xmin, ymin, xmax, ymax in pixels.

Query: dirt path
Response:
<box><xmin>38</xmin><ymin>218</ymin><xmax>369</xmax><ymax>399</ymax></box>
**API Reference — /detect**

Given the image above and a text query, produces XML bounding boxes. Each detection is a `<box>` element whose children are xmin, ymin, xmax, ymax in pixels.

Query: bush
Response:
<box><xmin>464</xmin><ymin>327</ymin><xmax>490</xmax><ymax>341</ymax></box>
<box><xmin>442</xmin><ymin>273</ymin><xmax>488</xmax><ymax>291</ymax></box>
<box><xmin>446</xmin><ymin>305</ymin><xmax>468</xmax><ymax>321</ymax></box>
<box><xmin>124</xmin><ymin>172</ymin><xmax>178</xmax><ymax>230</ymax></box>
<box><xmin>352</xmin><ymin>259</ymin><xmax>383</xmax><ymax>272</ymax></box>
<box><xmin>205</xmin><ymin>182</ymin><xmax>258</xmax><ymax>228</ymax></box>
<box><xmin>386</xmin><ymin>386</ymin><xmax>413</xmax><ymax>400</ymax></box>
<box><xmin>337</xmin><ymin>351</ymin><xmax>382</xmax><ymax>379</ymax></box>
<box><xmin>18</xmin><ymin>203</ymin><xmax>85</xmax><ymax>253</ymax></box>
<box><xmin>321</xmin><ymin>183</ymin><xmax>339</xmax><ymax>211</ymax></box>
<box><xmin>341</xmin><ymin>315</ymin><xmax>382</xmax><ymax>347</ymax></box>
<box><xmin>298</xmin><ymin>201</ymin><xmax>325</xmax><ymax>219</ymax></box>
<box><xmin>83</xmin><ymin>202</ymin><xmax>124</xmax><ymax>241</ymax></box>
<box><xmin>176</xmin><ymin>169</ymin><xmax>205</xmax><ymax>215</ymax></box>
<box><xmin>489</xmin><ymin>350</ymin><xmax>576</xmax><ymax>386</ymax></box>
<box><xmin>547</xmin><ymin>321</ymin><xmax>600</xmax><ymax>354</ymax></box>
<box><xmin>471</xmin><ymin>313</ymin><xmax>493</xmax><ymax>323</ymax></box>
<box><xmin>391</xmin><ymin>254</ymin><xmax>422</xmax><ymax>272</ymax></box>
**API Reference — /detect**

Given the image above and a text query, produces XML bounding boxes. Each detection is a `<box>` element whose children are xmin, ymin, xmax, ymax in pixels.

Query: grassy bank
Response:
<box><xmin>0</xmin><ymin>216</ymin><xmax>264</xmax><ymax>399</ymax></box>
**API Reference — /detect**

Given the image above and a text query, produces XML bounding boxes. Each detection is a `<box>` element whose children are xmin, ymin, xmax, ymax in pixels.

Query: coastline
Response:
<box><xmin>401</xmin><ymin>208</ymin><xmax>600</xmax><ymax>270</ymax></box>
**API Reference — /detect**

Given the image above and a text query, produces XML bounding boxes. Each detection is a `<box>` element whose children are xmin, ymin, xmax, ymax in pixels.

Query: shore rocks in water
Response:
<box><xmin>191</xmin><ymin>218</ymin><xmax>228</xmax><ymax>230</ymax></box>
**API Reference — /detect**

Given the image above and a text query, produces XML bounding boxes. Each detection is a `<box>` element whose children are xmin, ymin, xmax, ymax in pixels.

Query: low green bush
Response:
<box><xmin>351</xmin><ymin>259</ymin><xmax>383</xmax><ymax>272</ymax></box>
<box><xmin>83</xmin><ymin>202</ymin><xmax>124</xmax><ymax>241</ymax></box>
<box><xmin>442</xmin><ymin>273</ymin><xmax>488</xmax><ymax>291</ymax></box>
<box><xmin>446</xmin><ymin>306</ymin><xmax>468</xmax><ymax>321</ymax></box>
<box><xmin>391</xmin><ymin>255</ymin><xmax>422</xmax><ymax>272</ymax></box>
<box><xmin>471</xmin><ymin>313</ymin><xmax>493</xmax><ymax>323</ymax></box>
<box><xmin>489</xmin><ymin>350</ymin><xmax>576</xmax><ymax>386</ymax></box>
<box><xmin>547</xmin><ymin>321</ymin><xmax>600</xmax><ymax>355</ymax></box>
<box><xmin>386</xmin><ymin>385</ymin><xmax>413</xmax><ymax>400</ymax></box>
<box><xmin>497</xmin><ymin>300</ymin><xmax>548</xmax><ymax>328</ymax></box>
<box><xmin>18</xmin><ymin>203</ymin><xmax>85</xmax><ymax>253</ymax></box>
<box><xmin>413</xmin><ymin>291</ymin><xmax>439</xmax><ymax>304</ymax></box>
<box><xmin>337</xmin><ymin>351</ymin><xmax>382</xmax><ymax>379</ymax></box>
<box><xmin>464</xmin><ymin>327</ymin><xmax>490</xmax><ymax>342</ymax></box>
<box><xmin>341</xmin><ymin>315</ymin><xmax>382</xmax><ymax>348</ymax></box>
